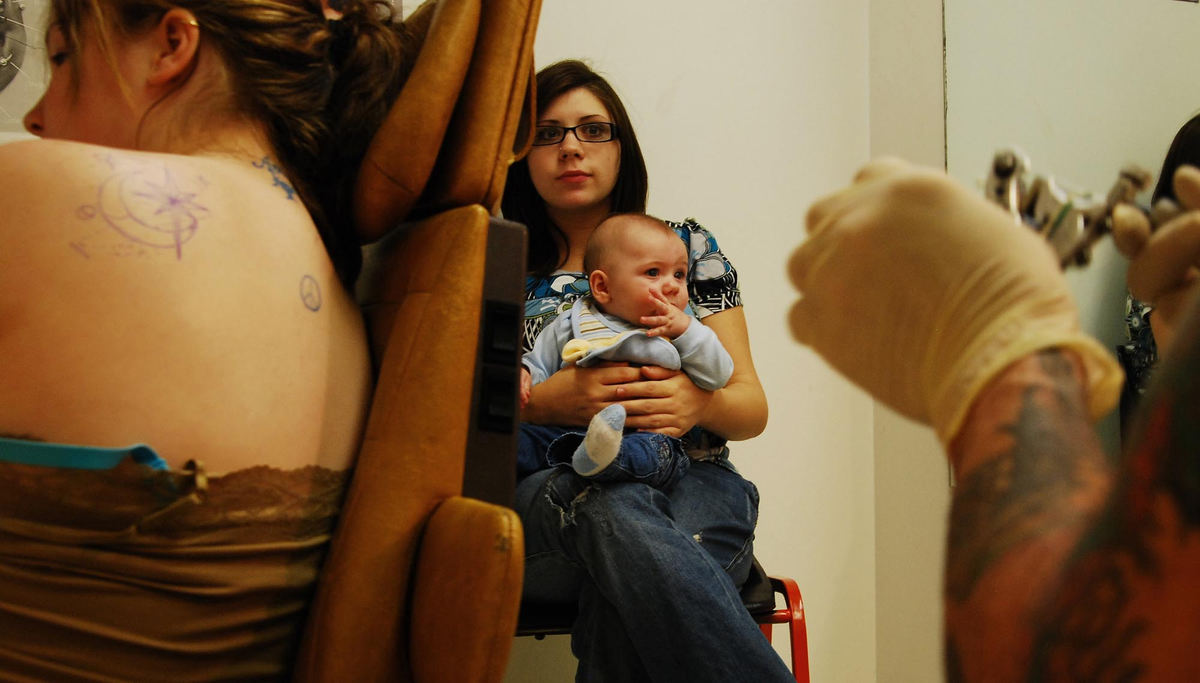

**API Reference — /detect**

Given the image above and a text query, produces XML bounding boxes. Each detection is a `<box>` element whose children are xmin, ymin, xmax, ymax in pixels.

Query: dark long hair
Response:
<box><xmin>1153</xmin><ymin>111</ymin><xmax>1200</xmax><ymax>203</ymax></box>
<box><xmin>502</xmin><ymin>59</ymin><xmax>649</xmax><ymax>277</ymax></box>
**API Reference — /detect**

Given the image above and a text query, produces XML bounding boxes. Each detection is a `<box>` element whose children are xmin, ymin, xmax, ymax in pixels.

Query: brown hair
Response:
<box><xmin>1152</xmin><ymin>111</ymin><xmax>1200</xmax><ymax>203</ymax></box>
<box><xmin>583</xmin><ymin>213</ymin><xmax>677</xmax><ymax>276</ymax></box>
<box><xmin>50</xmin><ymin>0</ymin><xmax>417</xmax><ymax>285</ymax></box>
<box><xmin>501</xmin><ymin>59</ymin><xmax>649</xmax><ymax>278</ymax></box>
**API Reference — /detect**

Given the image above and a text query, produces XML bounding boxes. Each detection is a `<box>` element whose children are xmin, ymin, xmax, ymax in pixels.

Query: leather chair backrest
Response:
<box><xmin>294</xmin><ymin>206</ymin><xmax>488</xmax><ymax>682</ymax></box>
<box><xmin>352</xmin><ymin>0</ymin><xmax>482</xmax><ymax>242</ymax></box>
<box><xmin>416</xmin><ymin>0</ymin><xmax>541</xmax><ymax>216</ymax></box>
<box><xmin>294</xmin><ymin>0</ymin><xmax>540</xmax><ymax>679</ymax></box>
<box><xmin>353</xmin><ymin>0</ymin><xmax>542</xmax><ymax>242</ymax></box>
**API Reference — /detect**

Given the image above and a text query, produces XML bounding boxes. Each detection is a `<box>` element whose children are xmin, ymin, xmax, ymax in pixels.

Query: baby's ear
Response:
<box><xmin>589</xmin><ymin>270</ymin><xmax>611</xmax><ymax>304</ymax></box>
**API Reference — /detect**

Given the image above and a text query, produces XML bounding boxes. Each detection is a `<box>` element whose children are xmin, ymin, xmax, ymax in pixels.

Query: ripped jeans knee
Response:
<box><xmin>545</xmin><ymin>473</ymin><xmax>597</xmax><ymax>530</ymax></box>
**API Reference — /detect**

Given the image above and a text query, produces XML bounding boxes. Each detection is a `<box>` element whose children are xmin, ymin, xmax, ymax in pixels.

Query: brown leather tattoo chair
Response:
<box><xmin>292</xmin><ymin>0</ymin><xmax>541</xmax><ymax>680</ymax></box>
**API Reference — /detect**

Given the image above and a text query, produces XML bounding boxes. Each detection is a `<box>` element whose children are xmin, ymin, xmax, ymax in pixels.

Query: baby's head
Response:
<box><xmin>585</xmin><ymin>214</ymin><xmax>689</xmax><ymax>323</ymax></box>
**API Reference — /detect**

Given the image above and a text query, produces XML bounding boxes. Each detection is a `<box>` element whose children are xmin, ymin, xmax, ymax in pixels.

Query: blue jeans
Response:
<box><xmin>518</xmin><ymin>423</ymin><xmax>691</xmax><ymax>489</ymax></box>
<box><xmin>515</xmin><ymin>458</ymin><xmax>793</xmax><ymax>682</ymax></box>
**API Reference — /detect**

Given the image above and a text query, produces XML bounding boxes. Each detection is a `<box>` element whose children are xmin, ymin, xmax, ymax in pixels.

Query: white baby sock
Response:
<box><xmin>573</xmin><ymin>404</ymin><xmax>626</xmax><ymax>476</ymax></box>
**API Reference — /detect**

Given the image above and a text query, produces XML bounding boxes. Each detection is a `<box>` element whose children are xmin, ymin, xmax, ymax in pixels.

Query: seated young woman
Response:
<box><xmin>504</xmin><ymin>59</ymin><xmax>792</xmax><ymax>682</ymax></box>
<box><xmin>0</xmin><ymin>0</ymin><xmax>413</xmax><ymax>677</ymax></box>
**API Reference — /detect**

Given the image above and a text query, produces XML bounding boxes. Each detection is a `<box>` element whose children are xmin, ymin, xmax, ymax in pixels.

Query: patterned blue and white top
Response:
<box><xmin>522</xmin><ymin>218</ymin><xmax>743</xmax><ymax>458</ymax></box>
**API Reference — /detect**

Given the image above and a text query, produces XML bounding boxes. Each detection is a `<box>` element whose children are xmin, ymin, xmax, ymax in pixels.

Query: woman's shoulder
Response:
<box><xmin>1</xmin><ymin>139</ymin><xmax>113</xmax><ymax>202</ymax></box>
<box><xmin>666</xmin><ymin>216</ymin><xmax>713</xmax><ymax>235</ymax></box>
<box><xmin>1</xmin><ymin>140</ymin><xmax>144</xmax><ymax>252</ymax></box>
<box><xmin>0</xmin><ymin>139</ymin><xmax>288</xmax><ymax>196</ymax></box>
<box><xmin>0</xmin><ymin>137</ymin><xmax>338</xmax><ymax>335</ymax></box>
<box><xmin>0</xmin><ymin>139</ymin><xmax>331</xmax><ymax>305</ymax></box>
<box><xmin>666</xmin><ymin>216</ymin><xmax>725</xmax><ymax>253</ymax></box>
<box><xmin>665</xmin><ymin>217</ymin><xmax>717</xmax><ymax>234</ymax></box>
<box><xmin>664</xmin><ymin>216</ymin><xmax>742</xmax><ymax>313</ymax></box>
<box><xmin>665</xmin><ymin>217</ymin><xmax>735</xmax><ymax>273</ymax></box>
<box><xmin>0</xmin><ymin>137</ymin><xmax>89</xmax><ymax>161</ymax></box>
<box><xmin>1</xmin><ymin>140</ymin><xmax>313</xmax><ymax>254</ymax></box>
<box><xmin>1</xmin><ymin>141</ymin><xmax>238</xmax><ymax>231</ymax></box>
<box><xmin>1</xmin><ymin>138</ymin><xmax>201</xmax><ymax>181</ymax></box>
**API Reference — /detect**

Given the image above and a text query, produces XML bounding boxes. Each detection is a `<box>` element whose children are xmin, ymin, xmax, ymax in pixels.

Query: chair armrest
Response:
<box><xmin>410</xmin><ymin>495</ymin><xmax>524</xmax><ymax>683</ymax></box>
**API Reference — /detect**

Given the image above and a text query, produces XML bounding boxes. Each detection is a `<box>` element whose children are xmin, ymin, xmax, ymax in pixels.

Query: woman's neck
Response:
<box><xmin>547</xmin><ymin>202</ymin><xmax>611</xmax><ymax>272</ymax></box>
<box><xmin>138</xmin><ymin>115</ymin><xmax>274</xmax><ymax>160</ymax></box>
<box><xmin>132</xmin><ymin>51</ymin><xmax>274</xmax><ymax>160</ymax></box>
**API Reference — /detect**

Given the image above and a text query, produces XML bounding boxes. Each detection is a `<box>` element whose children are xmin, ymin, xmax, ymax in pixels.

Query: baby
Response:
<box><xmin>518</xmin><ymin>213</ymin><xmax>733</xmax><ymax>489</ymax></box>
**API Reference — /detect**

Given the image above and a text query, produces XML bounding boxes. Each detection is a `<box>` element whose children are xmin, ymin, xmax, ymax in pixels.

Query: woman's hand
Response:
<box><xmin>519</xmin><ymin>367</ymin><xmax>533</xmax><ymax>409</ymax></box>
<box><xmin>615</xmin><ymin>366</ymin><xmax>715</xmax><ymax>437</ymax></box>
<box><xmin>522</xmin><ymin>362</ymin><xmax>643</xmax><ymax>427</ymax></box>
<box><xmin>523</xmin><ymin>361</ymin><xmax>713</xmax><ymax>437</ymax></box>
<box><xmin>524</xmin><ymin>309</ymin><xmax>767</xmax><ymax>441</ymax></box>
<box><xmin>617</xmin><ymin>307</ymin><xmax>768</xmax><ymax>440</ymax></box>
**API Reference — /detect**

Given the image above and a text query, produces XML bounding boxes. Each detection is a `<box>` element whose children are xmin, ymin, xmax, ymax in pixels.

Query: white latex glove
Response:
<box><xmin>788</xmin><ymin>159</ymin><xmax>1123</xmax><ymax>445</ymax></box>
<box><xmin>1111</xmin><ymin>165</ymin><xmax>1200</xmax><ymax>353</ymax></box>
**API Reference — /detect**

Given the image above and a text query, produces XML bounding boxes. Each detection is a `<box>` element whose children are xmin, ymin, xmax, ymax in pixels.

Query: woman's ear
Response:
<box><xmin>589</xmin><ymin>270</ymin><xmax>612</xmax><ymax>304</ymax></box>
<box><xmin>146</xmin><ymin>9</ymin><xmax>201</xmax><ymax>87</ymax></box>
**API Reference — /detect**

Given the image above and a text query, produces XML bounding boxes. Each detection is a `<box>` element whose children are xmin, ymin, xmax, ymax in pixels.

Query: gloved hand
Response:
<box><xmin>788</xmin><ymin>159</ymin><xmax>1123</xmax><ymax>445</ymax></box>
<box><xmin>1111</xmin><ymin>165</ymin><xmax>1200</xmax><ymax>353</ymax></box>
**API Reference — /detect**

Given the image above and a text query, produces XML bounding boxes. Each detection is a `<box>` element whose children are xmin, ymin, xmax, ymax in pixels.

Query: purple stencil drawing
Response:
<box><xmin>300</xmin><ymin>275</ymin><xmax>322</xmax><ymax>312</ymax></box>
<box><xmin>87</xmin><ymin>163</ymin><xmax>209</xmax><ymax>259</ymax></box>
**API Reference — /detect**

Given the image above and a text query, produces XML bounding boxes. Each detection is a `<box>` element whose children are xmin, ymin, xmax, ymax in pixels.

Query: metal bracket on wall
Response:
<box><xmin>0</xmin><ymin>0</ymin><xmax>27</xmax><ymax>94</ymax></box>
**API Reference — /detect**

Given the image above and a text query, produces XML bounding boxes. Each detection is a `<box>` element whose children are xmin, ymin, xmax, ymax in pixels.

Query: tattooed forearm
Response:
<box><xmin>1139</xmin><ymin>306</ymin><xmax>1200</xmax><ymax>526</ymax></box>
<box><xmin>1032</xmin><ymin>304</ymin><xmax>1200</xmax><ymax>681</ymax></box>
<box><xmin>944</xmin><ymin>350</ymin><xmax>1116</xmax><ymax>681</ymax></box>
<box><xmin>945</xmin><ymin>301</ymin><xmax>1200</xmax><ymax>682</ymax></box>
<box><xmin>946</xmin><ymin>350</ymin><xmax>1113</xmax><ymax>600</ymax></box>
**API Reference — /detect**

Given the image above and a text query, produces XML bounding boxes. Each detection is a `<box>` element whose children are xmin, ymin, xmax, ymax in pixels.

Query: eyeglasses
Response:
<box><xmin>532</xmin><ymin>122</ymin><xmax>618</xmax><ymax>146</ymax></box>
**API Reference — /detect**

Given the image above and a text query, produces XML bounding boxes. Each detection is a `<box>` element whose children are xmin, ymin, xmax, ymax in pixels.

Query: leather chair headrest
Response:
<box><xmin>418</xmin><ymin>0</ymin><xmax>540</xmax><ymax>217</ymax></box>
<box><xmin>351</xmin><ymin>0</ymin><xmax>541</xmax><ymax>243</ymax></box>
<box><xmin>352</xmin><ymin>0</ymin><xmax>481</xmax><ymax>243</ymax></box>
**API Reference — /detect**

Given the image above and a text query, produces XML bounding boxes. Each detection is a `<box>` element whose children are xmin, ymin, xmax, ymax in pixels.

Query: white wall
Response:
<box><xmin>865</xmin><ymin>2</ymin><xmax>1200</xmax><ymax>682</ymax></box>
<box><xmin>945</xmin><ymin>0</ymin><xmax>1200</xmax><ymax>454</ymax></box>
<box><xmin>0</xmin><ymin>0</ymin><xmax>44</xmax><ymax>143</ymax></box>
<box><xmin>504</xmin><ymin>2</ymin><xmax>877</xmax><ymax>682</ymax></box>
<box><xmin>868</xmin><ymin>2</ymin><xmax>949</xmax><ymax>682</ymax></box>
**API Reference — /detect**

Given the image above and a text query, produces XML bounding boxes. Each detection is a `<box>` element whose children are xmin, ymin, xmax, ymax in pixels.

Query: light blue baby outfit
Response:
<box><xmin>518</xmin><ymin>295</ymin><xmax>733</xmax><ymax>485</ymax></box>
<box><xmin>522</xmin><ymin>296</ymin><xmax>733</xmax><ymax>390</ymax></box>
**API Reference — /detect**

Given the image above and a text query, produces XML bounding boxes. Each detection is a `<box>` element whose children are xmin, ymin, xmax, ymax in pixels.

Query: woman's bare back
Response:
<box><xmin>0</xmin><ymin>139</ymin><xmax>371</xmax><ymax>474</ymax></box>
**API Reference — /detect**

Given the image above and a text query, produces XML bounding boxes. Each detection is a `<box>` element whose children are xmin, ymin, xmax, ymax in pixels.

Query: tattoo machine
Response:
<box><xmin>984</xmin><ymin>148</ymin><xmax>1182</xmax><ymax>270</ymax></box>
